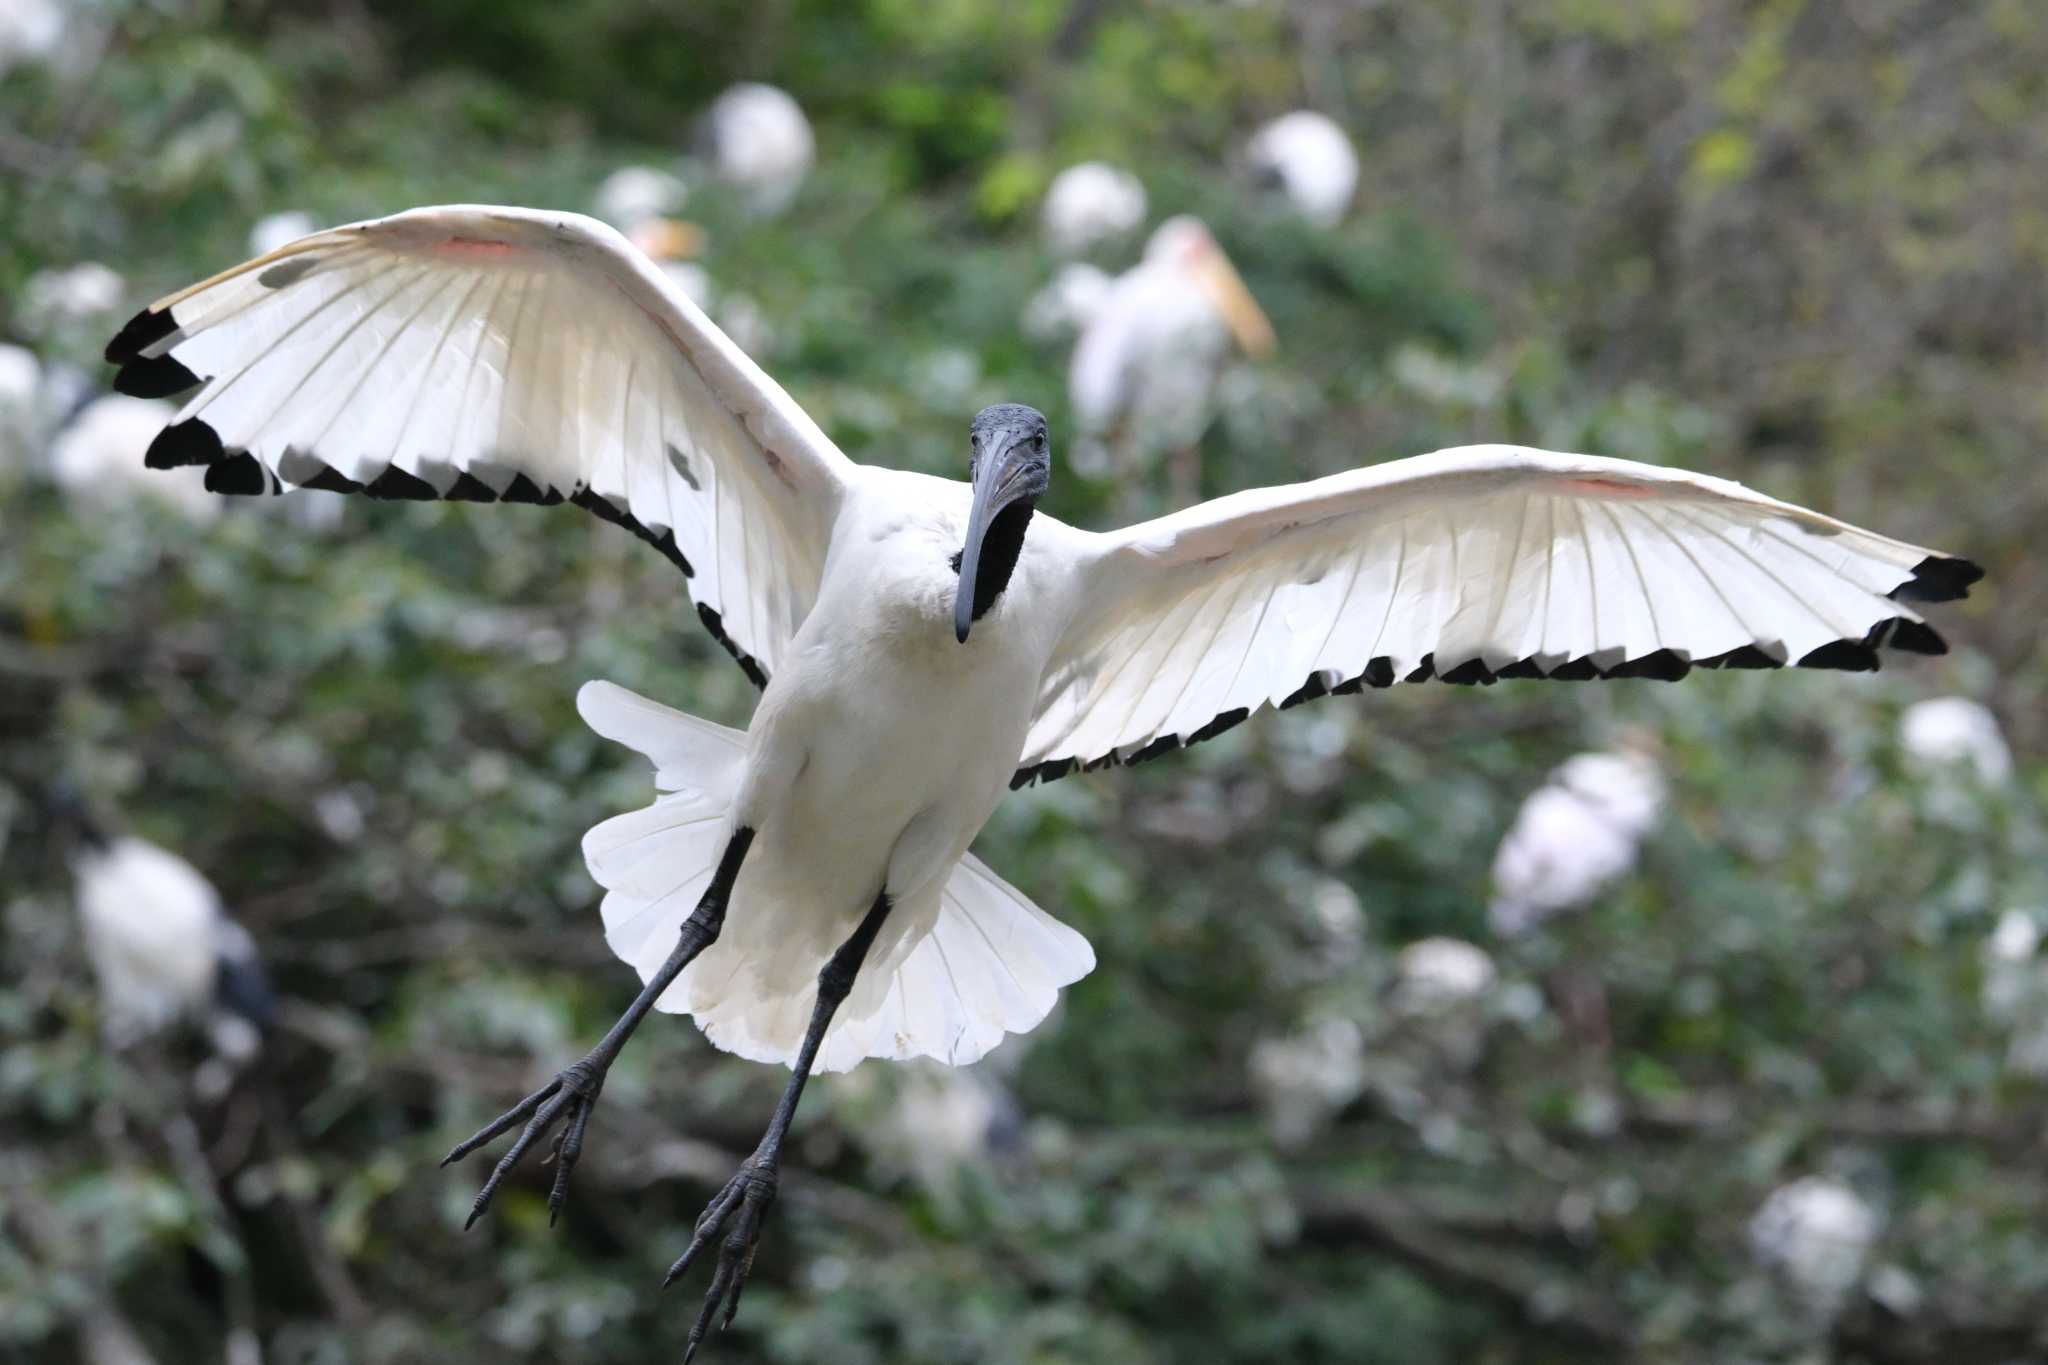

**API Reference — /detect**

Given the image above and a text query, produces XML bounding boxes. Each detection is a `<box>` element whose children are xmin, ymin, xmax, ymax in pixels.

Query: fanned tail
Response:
<box><xmin>578</xmin><ymin>681</ymin><xmax>1094</xmax><ymax>1071</ymax></box>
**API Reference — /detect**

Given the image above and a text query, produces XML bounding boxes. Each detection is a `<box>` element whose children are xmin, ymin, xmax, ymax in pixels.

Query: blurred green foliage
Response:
<box><xmin>3</xmin><ymin>1</ymin><xmax>2045</xmax><ymax>1362</ymax></box>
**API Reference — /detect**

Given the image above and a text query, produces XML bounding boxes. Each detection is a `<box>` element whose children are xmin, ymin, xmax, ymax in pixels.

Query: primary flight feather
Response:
<box><xmin>104</xmin><ymin>204</ymin><xmax>1980</xmax><ymax>1355</ymax></box>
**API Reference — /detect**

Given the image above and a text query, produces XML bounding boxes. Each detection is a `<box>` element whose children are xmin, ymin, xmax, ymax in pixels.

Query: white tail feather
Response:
<box><xmin>577</xmin><ymin>681</ymin><xmax>1094</xmax><ymax>1071</ymax></box>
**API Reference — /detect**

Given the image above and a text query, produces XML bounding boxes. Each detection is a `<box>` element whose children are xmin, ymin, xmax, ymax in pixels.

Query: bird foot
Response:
<box><xmin>664</xmin><ymin>1151</ymin><xmax>780</xmax><ymax>1362</ymax></box>
<box><xmin>441</xmin><ymin>1056</ymin><xmax>605</xmax><ymax>1229</ymax></box>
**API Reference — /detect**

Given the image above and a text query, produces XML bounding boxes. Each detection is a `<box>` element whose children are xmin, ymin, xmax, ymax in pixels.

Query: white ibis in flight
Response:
<box><xmin>104</xmin><ymin>205</ymin><xmax>1979</xmax><ymax>1357</ymax></box>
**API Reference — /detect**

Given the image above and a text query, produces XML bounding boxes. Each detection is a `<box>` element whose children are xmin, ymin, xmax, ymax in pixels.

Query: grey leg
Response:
<box><xmin>443</xmin><ymin>827</ymin><xmax>756</xmax><ymax>1228</ymax></box>
<box><xmin>666</xmin><ymin>887</ymin><xmax>895</xmax><ymax>1362</ymax></box>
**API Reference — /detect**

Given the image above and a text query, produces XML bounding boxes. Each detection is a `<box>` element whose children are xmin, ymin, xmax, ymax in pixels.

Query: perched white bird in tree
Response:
<box><xmin>1245</xmin><ymin>110</ymin><xmax>1359</xmax><ymax>228</ymax></box>
<box><xmin>1069</xmin><ymin>216</ymin><xmax>1275</xmax><ymax>497</ymax></box>
<box><xmin>702</xmin><ymin>83</ymin><xmax>813</xmax><ymax>217</ymax></box>
<box><xmin>104</xmin><ymin>204</ymin><xmax>1979</xmax><ymax>1355</ymax></box>
<box><xmin>56</xmin><ymin>795</ymin><xmax>274</xmax><ymax>1060</ymax></box>
<box><xmin>1041</xmin><ymin>162</ymin><xmax>1147</xmax><ymax>257</ymax></box>
<box><xmin>1489</xmin><ymin>748</ymin><xmax>1666</xmax><ymax>937</ymax></box>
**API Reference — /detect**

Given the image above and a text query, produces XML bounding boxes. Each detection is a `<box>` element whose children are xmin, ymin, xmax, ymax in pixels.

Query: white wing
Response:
<box><xmin>105</xmin><ymin>205</ymin><xmax>855</xmax><ymax>685</ymax></box>
<box><xmin>1015</xmin><ymin>444</ymin><xmax>1980</xmax><ymax>785</ymax></box>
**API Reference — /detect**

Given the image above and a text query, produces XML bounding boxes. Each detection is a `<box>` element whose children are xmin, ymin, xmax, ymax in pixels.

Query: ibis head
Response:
<box><xmin>955</xmin><ymin>403</ymin><xmax>1052</xmax><ymax>643</ymax></box>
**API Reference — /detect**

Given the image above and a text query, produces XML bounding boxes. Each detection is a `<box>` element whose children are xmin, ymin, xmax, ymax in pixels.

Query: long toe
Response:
<box><xmin>675</xmin><ymin>1165</ymin><xmax>779</xmax><ymax>1362</ymax></box>
<box><xmin>444</xmin><ymin>1060</ymin><xmax>610</xmax><ymax>1229</ymax></box>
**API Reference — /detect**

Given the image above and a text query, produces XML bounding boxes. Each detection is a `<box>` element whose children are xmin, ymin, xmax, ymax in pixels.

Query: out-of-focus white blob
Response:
<box><xmin>20</xmin><ymin>262</ymin><xmax>126</xmax><ymax>340</ymax></box>
<box><xmin>594</xmin><ymin>166</ymin><xmax>689</xmax><ymax>231</ymax></box>
<box><xmin>1022</xmin><ymin>262</ymin><xmax>1113</xmax><ymax>342</ymax></box>
<box><xmin>1748</xmin><ymin>1176</ymin><xmax>1881</xmax><ymax>1310</ymax></box>
<box><xmin>1489</xmin><ymin>748</ymin><xmax>1665</xmax><ymax>938</ymax></box>
<box><xmin>72</xmin><ymin>836</ymin><xmax>271</xmax><ymax>1066</ymax></box>
<box><xmin>660</xmin><ymin>260</ymin><xmax>714</xmax><ymax>310</ymax></box>
<box><xmin>0</xmin><ymin>343</ymin><xmax>44</xmax><ymax>469</ymax></box>
<box><xmin>1980</xmin><ymin>909</ymin><xmax>2048</xmax><ymax>1076</ymax></box>
<box><xmin>868</xmin><ymin>1061</ymin><xmax>1019</xmax><ymax>1189</ymax></box>
<box><xmin>47</xmin><ymin>395</ymin><xmax>219</xmax><ymax>524</ymax></box>
<box><xmin>716</xmin><ymin>292</ymin><xmax>775</xmax><ymax>359</ymax></box>
<box><xmin>247</xmin><ymin>210</ymin><xmax>318</xmax><ymax>258</ymax></box>
<box><xmin>1393</xmin><ymin>937</ymin><xmax>1496</xmax><ymax>1013</ymax></box>
<box><xmin>1249</xmin><ymin>1016</ymin><xmax>1364</xmax><ymax>1147</ymax></box>
<box><xmin>1900</xmin><ymin>696</ymin><xmax>2011</xmax><ymax>784</ymax></box>
<box><xmin>0</xmin><ymin>0</ymin><xmax>66</xmax><ymax>75</ymax></box>
<box><xmin>1040</xmin><ymin>162</ymin><xmax>1147</xmax><ymax>257</ymax></box>
<box><xmin>1245</xmin><ymin>111</ymin><xmax>1358</xmax><ymax>228</ymax></box>
<box><xmin>703</xmin><ymin>83</ymin><xmax>813</xmax><ymax>217</ymax></box>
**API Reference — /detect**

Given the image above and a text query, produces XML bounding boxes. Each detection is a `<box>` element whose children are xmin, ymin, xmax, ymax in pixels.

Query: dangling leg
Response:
<box><xmin>665</xmin><ymin>887</ymin><xmax>894</xmax><ymax>1362</ymax></box>
<box><xmin>443</xmin><ymin>827</ymin><xmax>756</xmax><ymax>1228</ymax></box>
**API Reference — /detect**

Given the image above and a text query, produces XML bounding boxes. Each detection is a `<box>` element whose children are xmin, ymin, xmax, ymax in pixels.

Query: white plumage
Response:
<box><xmin>1489</xmin><ymin>749</ymin><xmax>1665</xmax><ymax>937</ymax></box>
<box><xmin>1245</xmin><ymin>111</ymin><xmax>1359</xmax><ymax>228</ymax></box>
<box><xmin>1040</xmin><ymin>162</ymin><xmax>1147</xmax><ymax>257</ymax></box>
<box><xmin>104</xmin><ymin>201</ymin><xmax>1979</xmax><ymax>1328</ymax></box>
<box><xmin>703</xmin><ymin>83</ymin><xmax>813</xmax><ymax>217</ymax></box>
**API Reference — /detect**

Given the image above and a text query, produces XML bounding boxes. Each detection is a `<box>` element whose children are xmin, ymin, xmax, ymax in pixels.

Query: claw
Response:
<box><xmin>672</xmin><ymin>1160</ymin><xmax>778</xmax><ymax>1359</ymax></box>
<box><xmin>444</xmin><ymin>1059</ymin><xmax>609</xmax><ymax>1230</ymax></box>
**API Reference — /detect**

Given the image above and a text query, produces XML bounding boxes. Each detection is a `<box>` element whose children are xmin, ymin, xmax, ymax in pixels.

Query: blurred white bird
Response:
<box><xmin>866</xmin><ymin>1061</ymin><xmax>1021</xmax><ymax>1189</ymax></box>
<box><xmin>1040</xmin><ymin>162</ymin><xmax>1147</xmax><ymax>257</ymax></box>
<box><xmin>1748</xmin><ymin>1176</ymin><xmax>1880</xmax><ymax>1310</ymax></box>
<box><xmin>702</xmin><ymin>83</ymin><xmax>813</xmax><ymax>217</ymax></box>
<box><xmin>1069</xmin><ymin>216</ymin><xmax>1274</xmax><ymax>497</ymax></box>
<box><xmin>20</xmin><ymin>263</ymin><xmax>126</xmax><ymax>351</ymax></box>
<box><xmin>1393</xmin><ymin>937</ymin><xmax>1496</xmax><ymax>1012</ymax></box>
<box><xmin>0</xmin><ymin>0</ymin><xmax>66</xmax><ymax>76</ymax></box>
<box><xmin>593</xmin><ymin>165</ymin><xmax>689</xmax><ymax>233</ymax></box>
<box><xmin>248</xmin><ymin>211</ymin><xmax>319</xmax><ymax>259</ymax></box>
<box><xmin>0</xmin><ymin>343</ymin><xmax>44</xmax><ymax>468</ymax></box>
<box><xmin>1021</xmin><ymin>261</ymin><xmax>1113</xmax><ymax>342</ymax></box>
<box><xmin>1489</xmin><ymin>748</ymin><xmax>1665</xmax><ymax>937</ymax></box>
<box><xmin>48</xmin><ymin>395</ymin><xmax>219</xmax><ymax>523</ymax></box>
<box><xmin>60</xmin><ymin>801</ymin><xmax>273</xmax><ymax>1066</ymax></box>
<box><xmin>1246</xmin><ymin>111</ymin><xmax>1359</xmax><ymax>228</ymax></box>
<box><xmin>1900</xmin><ymin>695</ymin><xmax>2010</xmax><ymax>783</ymax></box>
<box><xmin>1249</xmin><ymin>1016</ymin><xmax>1365</xmax><ymax>1147</ymax></box>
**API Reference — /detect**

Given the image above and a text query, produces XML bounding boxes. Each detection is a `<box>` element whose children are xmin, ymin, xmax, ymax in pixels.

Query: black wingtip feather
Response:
<box><xmin>105</xmin><ymin>306</ymin><xmax>177</xmax><ymax>365</ymax></box>
<box><xmin>1890</xmin><ymin>555</ymin><xmax>1984</xmax><ymax>603</ymax></box>
<box><xmin>112</xmin><ymin>353</ymin><xmax>201</xmax><ymax>399</ymax></box>
<box><xmin>145</xmin><ymin>419</ymin><xmax>223</xmax><ymax>470</ymax></box>
<box><xmin>364</xmin><ymin>466</ymin><xmax>439</xmax><ymax>500</ymax></box>
<box><xmin>204</xmin><ymin>452</ymin><xmax>274</xmax><ymax>495</ymax></box>
<box><xmin>1797</xmin><ymin>639</ymin><xmax>1880</xmax><ymax>671</ymax></box>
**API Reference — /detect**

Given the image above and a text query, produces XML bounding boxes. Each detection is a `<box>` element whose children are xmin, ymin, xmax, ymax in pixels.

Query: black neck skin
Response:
<box><xmin>953</xmin><ymin>497</ymin><xmax>1038</xmax><ymax>625</ymax></box>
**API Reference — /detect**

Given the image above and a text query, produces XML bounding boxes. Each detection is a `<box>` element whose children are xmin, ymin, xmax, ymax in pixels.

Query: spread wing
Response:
<box><xmin>1015</xmin><ymin>444</ymin><xmax>1981</xmax><ymax>786</ymax></box>
<box><xmin>104</xmin><ymin>204</ymin><xmax>855</xmax><ymax>686</ymax></box>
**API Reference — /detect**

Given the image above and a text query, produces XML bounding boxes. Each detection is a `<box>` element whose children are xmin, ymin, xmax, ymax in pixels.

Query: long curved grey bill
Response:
<box><xmin>954</xmin><ymin>449</ymin><xmax>1009</xmax><ymax>643</ymax></box>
